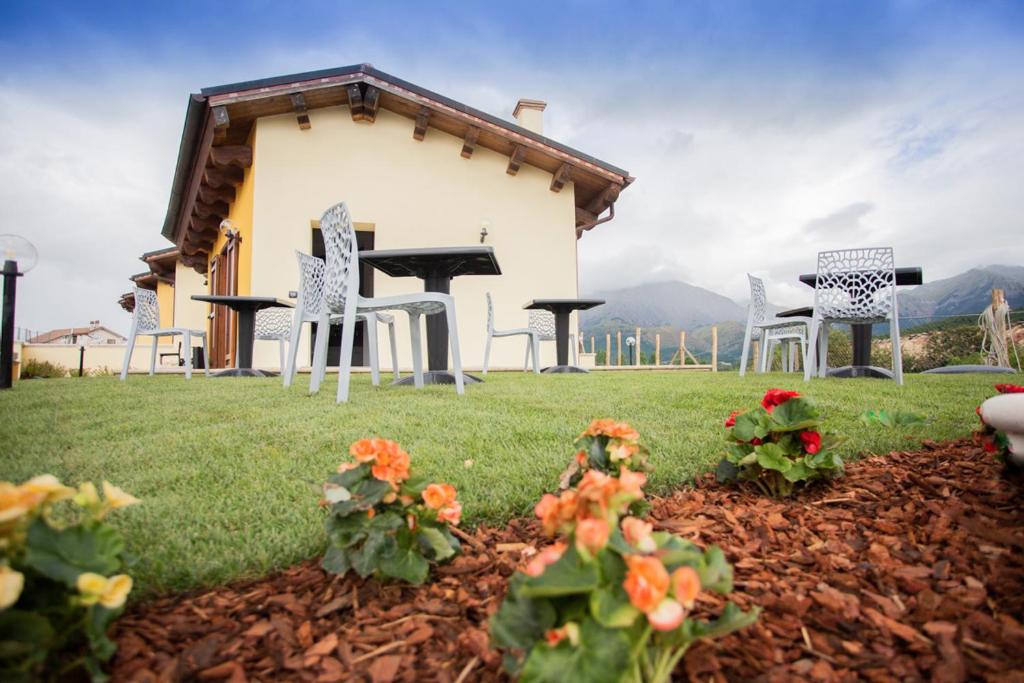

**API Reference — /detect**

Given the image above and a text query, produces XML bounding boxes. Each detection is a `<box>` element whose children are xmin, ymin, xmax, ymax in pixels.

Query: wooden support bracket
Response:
<box><xmin>347</xmin><ymin>84</ymin><xmax>364</xmax><ymax>121</ymax></box>
<box><xmin>209</xmin><ymin>146</ymin><xmax>252</xmax><ymax>169</ymax></box>
<box><xmin>212</xmin><ymin>106</ymin><xmax>230</xmax><ymax>144</ymax></box>
<box><xmin>198</xmin><ymin>184</ymin><xmax>235</xmax><ymax>205</ymax></box>
<box><xmin>461</xmin><ymin>127</ymin><xmax>479</xmax><ymax>159</ymax></box>
<box><xmin>550</xmin><ymin>163</ymin><xmax>572</xmax><ymax>192</ymax></box>
<box><xmin>362</xmin><ymin>86</ymin><xmax>380</xmax><ymax>122</ymax></box>
<box><xmin>290</xmin><ymin>93</ymin><xmax>311</xmax><ymax>129</ymax></box>
<box><xmin>413</xmin><ymin>107</ymin><xmax>431</xmax><ymax>141</ymax></box>
<box><xmin>203</xmin><ymin>165</ymin><xmax>244</xmax><ymax>188</ymax></box>
<box><xmin>507</xmin><ymin>144</ymin><xmax>527</xmax><ymax>175</ymax></box>
<box><xmin>194</xmin><ymin>200</ymin><xmax>229</xmax><ymax>219</ymax></box>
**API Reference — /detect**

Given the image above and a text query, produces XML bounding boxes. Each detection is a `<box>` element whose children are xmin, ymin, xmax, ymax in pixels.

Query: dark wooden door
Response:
<box><xmin>311</xmin><ymin>228</ymin><xmax>374</xmax><ymax>366</ymax></box>
<box><xmin>209</xmin><ymin>239</ymin><xmax>238</xmax><ymax>368</ymax></box>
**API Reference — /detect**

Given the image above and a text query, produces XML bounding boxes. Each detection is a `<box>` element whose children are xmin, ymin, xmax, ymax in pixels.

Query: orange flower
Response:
<box><xmin>584</xmin><ymin>419</ymin><xmax>639</xmax><ymax>441</ymax></box>
<box><xmin>349</xmin><ymin>439</ymin><xmax>381</xmax><ymax>463</ymax></box>
<box><xmin>422</xmin><ymin>483</ymin><xmax>457</xmax><ymax>510</ymax></box>
<box><xmin>577</xmin><ymin>470</ymin><xmax>618</xmax><ymax>513</ymax></box>
<box><xmin>544</xmin><ymin>622</ymin><xmax>580</xmax><ymax>647</ymax></box>
<box><xmin>623</xmin><ymin>555</ymin><xmax>669</xmax><ymax>613</ymax></box>
<box><xmin>671</xmin><ymin>566</ymin><xmax>701</xmax><ymax>608</ymax></box>
<box><xmin>535</xmin><ymin>491</ymin><xmax>578</xmax><ymax>537</ymax></box>
<box><xmin>647</xmin><ymin>598</ymin><xmax>684</xmax><ymax>631</ymax></box>
<box><xmin>621</xmin><ymin>516</ymin><xmax>656</xmax><ymax>553</ymax></box>
<box><xmin>437</xmin><ymin>501</ymin><xmax>462</xmax><ymax>526</ymax></box>
<box><xmin>337</xmin><ymin>462</ymin><xmax>359</xmax><ymax>473</ymax></box>
<box><xmin>524</xmin><ymin>542</ymin><xmax>566</xmax><ymax>577</ymax></box>
<box><xmin>617</xmin><ymin>467</ymin><xmax>647</xmax><ymax>498</ymax></box>
<box><xmin>366</xmin><ymin>508</ymin><xmax>376</xmax><ymax>519</ymax></box>
<box><xmin>370</xmin><ymin>443</ymin><xmax>410</xmax><ymax>487</ymax></box>
<box><xmin>575</xmin><ymin>518</ymin><xmax>610</xmax><ymax>556</ymax></box>
<box><xmin>575</xmin><ymin>450</ymin><xmax>587</xmax><ymax>466</ymax></box>
<box><xmin>608</xmin><ymin>441</ymin><xmax>637</xmax><ymax>463</ymax></box>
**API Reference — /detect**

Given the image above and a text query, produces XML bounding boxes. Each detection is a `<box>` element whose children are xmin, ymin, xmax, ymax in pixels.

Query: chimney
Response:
<box><xmin>513</xmin><ymin>99</ymin><xmax>546</xmax><ymax>135</ymax></box>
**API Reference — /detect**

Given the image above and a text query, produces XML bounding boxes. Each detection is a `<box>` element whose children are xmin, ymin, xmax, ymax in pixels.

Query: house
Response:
<box><xmin>156</xmin><ymin>63</ymin><xmax>633</xmax><ymax>370</ymax></box>
<box><xmin>29</xmin><ymin>323</ymin><xmax>125</xmax><ymax>345</ymax></box>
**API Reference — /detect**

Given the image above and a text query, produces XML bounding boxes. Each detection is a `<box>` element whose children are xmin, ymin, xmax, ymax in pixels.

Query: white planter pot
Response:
<box><xmin>980</xmin><ymin>393</ymin><xmax>1024</xmax><ymax>466</ymax></box>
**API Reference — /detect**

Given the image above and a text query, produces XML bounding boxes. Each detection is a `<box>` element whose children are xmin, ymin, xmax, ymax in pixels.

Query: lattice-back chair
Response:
<box><xmin>527</xmin><ymin>309</ymin><xmax>577</xmax><ymax>369</ymax></box>
<box><xmin>482</xmin><ymin>292</ymin><xmax>539</xmax><ymax>374</ymax></box>
<box><xmin>254</xmin><ymin>308</ymin><xmax>292</xmax><ymax>372</ymax></box>
<box><xmin>282</xmin><ymin>251</ymin><xmax>398</xmax><ymax>389</ymax></box>
<box><xmin>803</xmin><ymin>247</ymin><xmax>903</xmax><ymax>384</ymax></box>
<box><xmin>738</xmin><ymin>274</ymin><xmax>811</xmax><ymax>376</ymax></box>
<box><xmin>119</xmin><ymin>286</ymin><xmax>209</xmax><ymax>381</ymax></box>
<box><xmin>312</xmin><ymin>202</ymin><xmax>465</xmax><ymax>402</ymax></box>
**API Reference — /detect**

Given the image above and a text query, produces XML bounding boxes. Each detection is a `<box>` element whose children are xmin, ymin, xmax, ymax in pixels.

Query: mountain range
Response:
<box><xmin>579</xmin><ymin>265</ymin><xmax>1024</xmax><ymax>365</ymax></box>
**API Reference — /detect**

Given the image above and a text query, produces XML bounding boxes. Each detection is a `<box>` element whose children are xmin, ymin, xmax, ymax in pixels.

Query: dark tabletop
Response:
<box><xmin>524</xmin><ymin>299</ymin><xmax>605</xmax><ymax>312</ymax></box>
<box><xmin>799</xmin><ymin>267</ymin><xmax>923</xmax><ymax>288</ymax></box>
<box><xmin>359</xmin><ymin>246</ymin><xmax>501</xmax><ymax>279</ymax></box>
<box><xmin>191</xmin><ymin>295</ymin><xmax>294</xmax><ymax>309</ymax></box>
<box><xmin>776</xmin><ymin>306</ymin><xmax>814</xmax><ymax>318</ymax></box>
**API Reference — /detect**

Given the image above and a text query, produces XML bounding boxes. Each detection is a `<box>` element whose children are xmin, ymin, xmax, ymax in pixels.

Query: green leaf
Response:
<box><xmin>588</xmin><ymin>585</ymin><xmax>640</xmax><ymax>628</ymax></box>
<box><xmin>520</xmin><ymin>545</ymin><xmax>600</xmax><ymax>599</ymax></box>
<box><xmin>351</xmin><ymin>531</ymin><xmax>396</xmax><ymax>578</ymax></box>
<box><xmin>688</xmin><ymin>602</ymin><xmax>761</xmax><ymax>639</ymax></box>
<box><xmin>84</xmin><ymin>604</ymin><xmax>119</xmax><ymax>662</ymax></box>
<box><xmin>859</xmin><ymin>410</ymin><xmax>928</xmax><ymax>428</ymax></box>
<box><xmin>327</xmin><ymin>463</ymin><xmax>370</xmax><ymax>488</ymax></box>
<box><xmin>0</xmin><ymin>609</ymin><xmax>54</xmax><ymax>662</ymax></box>
<box><xmin>755</xmin><ymin>443</ymin><xmax>792</xmax><ymax>473</ymax></box>
<box><xmin>321</xmin><ymin>545</ymin><xmax>352</xmax><ymax>576</ymax></box>
<box><xmin>768</xmin><ymin>397</ymin><xmax>819</xmax><ymax>432</ymax></box>
<box><xmin>730</xmin><ymin>411</ymin><xmax>768</xmax><ymax>443</ymax></box>
<box><xmin>519</xmin><ymin>617</ymin><xmax>632</xmax><ymax>683</ymax></box>
<box><xmin>23</xmin><ymin>517</ymin><xmax>124</xmax><ymax>587</ymax></box>
<box><xmin>327</xmin><ymin>477</ymin><xmax>392</xmax><ymax>517</ymax></box>
<box><xmin>697</xmin><ymin>545</ymin><xmax>733</xmax><ymax>594</ymax></box>
<box><xmin>378</xmin><ymin>544</ymin><xmax>430</xmax><ymax>584</ymax></box>
<box><xmin>782</xmin><ymin>461</ymin><xmax>812</xmax><ymax>483</ymax></box>
<box><xmin>715</xmin><ymin>458</ymin><xmax>739</xmax><ymax>483</ymax></box>
<box><xmin>418</xmin><ymin>526</ymin><xmax>456</xmax><ymax>562</ymax></box>
<box><xmin>489</xmin><ymin>575</ymin><xmax>558</xmax><ymax>655</ymax></box>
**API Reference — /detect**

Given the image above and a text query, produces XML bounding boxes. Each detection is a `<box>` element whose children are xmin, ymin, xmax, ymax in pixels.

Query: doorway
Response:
<box><xmin>209</xmin><ymin>237</ymin><xmax>239</xmax><ymax>368</ymax></box>
<box><xmin>310</xmin><ymin>227</ymin><xmax>375</xmax><ymax>366</ymax></box>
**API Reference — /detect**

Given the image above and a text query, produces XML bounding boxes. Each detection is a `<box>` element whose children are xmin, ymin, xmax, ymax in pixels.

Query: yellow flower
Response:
<box><xmin>0</xmin><ymin>483</ymin><xmax>29</xmax><ymax>524</ymax></box>
<box><xmin>21</xmin><ymin>475</ymin><xmax>75</xmax><ymax>504</ymax></box>
<box><xmin>102</xmin><ymin>482</ymin><xmax>140</xmax><ymax>509</ymax></box>
<box><xmin>0</xmin><ymin>565</ymin><xmax>24</xmax><ymax>609</ymax></box>
<box><xmin>76</xmin><ymin>572</ymin><xmax>132</xmax><ymax>610</ymax></box>
<box><xmin>75</xmin><ymin>482</ymin><xmax>100</xmax><ymax>507</ymax></box>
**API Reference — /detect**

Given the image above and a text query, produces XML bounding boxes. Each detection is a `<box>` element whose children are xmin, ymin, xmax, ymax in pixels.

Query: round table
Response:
<box><xmin>523</xmin><ymin>299</ymin><xmax>605</xmax><ymax>373</ymax></box>
<box><xmin>191</xmin><ymin>295</ymin><xmax>294</xmax><ymax>377</ymax></box>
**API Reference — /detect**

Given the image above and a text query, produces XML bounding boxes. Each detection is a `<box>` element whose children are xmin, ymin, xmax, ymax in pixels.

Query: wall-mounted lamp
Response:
<box><xmin>479</xmin><ymin>219</ymin><xmax>491</xmax><ymax>244</ymax></box>
<box><xmin>220</xmin><ymin>219</ymin><xmax>238</xmax><ymax>240</ymax></box>
<box><xmin>1</xmin><ymin>234</ymin><xmax>38</xmax><ymax>389</ymax></box>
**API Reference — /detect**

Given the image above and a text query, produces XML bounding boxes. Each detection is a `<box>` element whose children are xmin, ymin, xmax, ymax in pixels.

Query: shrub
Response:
<box><xmin>1</xmin><ymin>476</ymin><xmax>139</xmax><ymax>681</ymax></box>
<box><xmin>975</xmin><ymin>384</ymin><xmax>1024</xmax><ymax>464</ymax></box>
<box><xmin>716</xmin><ymin>389</ymin><xmax>843</xmax><ymax>498</ymax></box>
<box><xmin>320</xmin><ymin>438</ymin><xmax>462</xmax><ymax>585</ymax></box>
<box><xmin>559</xmin><ymin>419</ymin><xmax>653</xmax><ymax>516</ymax></box>
<box><xmin>490</xmin><ymin>466</ymin><xmax>758</xmax><ymax>682</ymax></box>
<box><xmin>19</xmin><ymin>360</ymin><xmax>67</xmax><ymax>379</ymax></box>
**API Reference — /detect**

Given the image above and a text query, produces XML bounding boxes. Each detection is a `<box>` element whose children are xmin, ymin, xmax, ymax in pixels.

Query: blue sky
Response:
<box><xmin>2</xmin><ymin>0</ymin><xmax>1023</xmax><ymax>333</ymax></box>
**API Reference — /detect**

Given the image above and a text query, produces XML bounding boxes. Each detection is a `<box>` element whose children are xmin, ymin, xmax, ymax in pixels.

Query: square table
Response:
<box><xmin>191</xmin><ymin>295</ymin><xmax>293</xmax><ymax>377</ymax></box>
<box><xmin>797</xmin><ymin>267</ymin><xmax>922</xmax><ymax>378</ymax></box>
<box><xmin>523</xmin><ymin>299</ymin><xmax>604</xmax><ymax>373</ymax></box>
<box><xmin>359</xmin><ymin>246</ymin><xmax>501</xmax><ymax>385</ymax></box>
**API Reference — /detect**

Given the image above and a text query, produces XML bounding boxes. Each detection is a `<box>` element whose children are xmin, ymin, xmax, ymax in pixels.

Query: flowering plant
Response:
<box><xmin>559</xmin><ymin>420</ymin><xmax>653</xmax><ymax>512</ymax></box>
<box><xmin>1</xmin><ymin>475</ymin><xmax>139</xmax><ymax>681</ymax></box>
<box><xmin>716</xmin><ymin>389</ymin><xmax>843</xmax><ymax>498</ymax></box>
<box><xmin>974</xmin><ymin>384</ymin><xmax>1023</xmax><ymax>463</ymax></box>
<box><xmin>491</xmin><ymin>468</ymin><xmax>757</xmax><ymax>682</ymax></box>
<box><xmin>321</xmin><ymin>439</ymin><xmax>462</xmax><ymax>585</ymax></box>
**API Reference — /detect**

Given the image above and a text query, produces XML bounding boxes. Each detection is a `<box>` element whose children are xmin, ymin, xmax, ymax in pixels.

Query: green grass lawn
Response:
<box><xmin>0</xmin><ymin>370</ymin><xmax>998</xmax><ymax>596</ymax></box>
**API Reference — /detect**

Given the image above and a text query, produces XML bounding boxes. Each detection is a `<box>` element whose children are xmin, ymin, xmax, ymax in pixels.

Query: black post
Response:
<box><xmin>78</xmin><ymin>345</ymin><xmax>85</xmax><ymax>377</ymax></box>
<box><xmin>1</xmin><ymin>260</ymin><xmax>21</xmax><ymax>390</ymax></box>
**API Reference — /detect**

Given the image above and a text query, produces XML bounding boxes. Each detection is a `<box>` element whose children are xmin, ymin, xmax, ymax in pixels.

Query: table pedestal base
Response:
<box><xmin>392</xmin><ymin>371</ymin><xmax>483</xmax><ymax>386</ymax></box>
<box><xmin>209</xmin><ymin>368</ymin><xmax>280</xmax><ymax>378</ymax></box>
<box><xmin>542</xmin><ymin>365</ymin><xmax>589</xmax><ymax>374</ymax></box>
<box><xmin>827</xmin><ymin>365</ymin><xmax>892</xmax><ymax>379</ymax></box>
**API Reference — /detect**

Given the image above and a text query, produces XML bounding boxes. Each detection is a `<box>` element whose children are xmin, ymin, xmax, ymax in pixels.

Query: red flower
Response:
<box><xmin>995</xmin><ymin>384</ymin><xmax>1024</xmax><ymax>394</ymax></box>
<box><xmin>761</xmin><ymin>389</ymin><xmax>800</xmax><ymax>412</ymax></box>
<box><xmin>750</xmin><ymin>438</ymin><xmax>763</xmax><ymax>446</ymax></box>
<box><xmin>982</xmin><ymin>437</ymin><xmax>999</xmax><ymax>453</ymax></box>
<box><xmin>724</xmin><ymin>410</ymin><xmax>741</xmax><ymax>428</ymax></box>
<box><xmin>800</xmin><ymin>431</ymin><xmax>822</xmax><ymax>454</ymax></box>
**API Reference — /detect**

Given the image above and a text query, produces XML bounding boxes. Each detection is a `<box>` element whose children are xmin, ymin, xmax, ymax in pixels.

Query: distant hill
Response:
<box><xmin>577</xmin><ymin>266</ymin><xmax>1024</xmax><ymax>365</ymax></box>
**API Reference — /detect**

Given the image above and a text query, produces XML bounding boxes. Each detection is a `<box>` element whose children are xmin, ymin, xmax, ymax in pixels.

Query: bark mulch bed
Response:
<box><xmin>112</xmin><ymin>439</ymin><xmax>1024</xmax><ymax>682</ymax></box>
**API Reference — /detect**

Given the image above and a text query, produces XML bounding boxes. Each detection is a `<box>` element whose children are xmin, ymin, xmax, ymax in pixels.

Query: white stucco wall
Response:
<box><xmin>247</xmin><ymin>105</ymin><xmax>581</xmax><ymax>371</ymax></box>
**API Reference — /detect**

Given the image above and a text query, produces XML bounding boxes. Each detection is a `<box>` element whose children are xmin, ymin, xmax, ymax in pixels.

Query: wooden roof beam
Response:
<box><xmin>190</xmin><ymin>215</ymin><xmax>221</xmax><ymax>234</ymax></box>
<box><xmin>461</xmin><ymin>127</ymin><xmax>479</xmax><ymax>159</ymax></box>
<box><xmin>194</xmin><ymin>200</ymin><xmax>229</xmax><ymax>219</ymax></box>
<box><xmin>198</xmin><ymin>184</ymin><xmax>235</xmax><ymax>204</ymax></box>
<box><xmin>212</xmin><ymin>105</ymin><xmax>230</xmax><ymax>144</ymax></box>
<box><xmin>203</xmin><ymin>165</ymin><xmax>244</xmax><ymax>188</ymax></box>
<box><xmin>209</xmin><ymin>146</ymin><xmax>252</xmax><ymax>169</ymax></box>
<box><xmin>413</xmin><ymin>107</ymin><xmax>431</xmax><ymax>141</ymax></box>
<box><xmin>550</xmin><ymin>164</ymin><xmax>572</xmax><ymax>192</ymax></box>
<box><xmin>585</xmin><ymin>183</ymin><xmax>621</xmax><ymax>214</ymax></box>
<box><xmin>347</xmin><ymin>84</ymin><xmax>364</xmax><ymax>121</ymax></box>
<box><xmin>506</xmin><ymin>145</ymin><xmax>527</xmax><ymax>176</ymax></box>
<box><xmin>290</xmin><ymin>93</ymin><xmax>311</xmax><ymax>129</ymax></box>
<box><xmin>362</xmin><ymin>86</ymin><xmax>380</xmax><ymax>123</ymax></box>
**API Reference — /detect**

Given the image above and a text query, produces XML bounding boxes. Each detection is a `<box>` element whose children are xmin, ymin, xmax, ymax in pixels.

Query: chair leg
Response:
<box><xmin>443</xmin><ymin>300</ymin><xmax>464</xmax><ymax>395</ymax></box>
<box><xmin>309</xmin><ymin>315</ymin><xmax>331</xmax><ymax>395</ymax></box>
<box><xmin>149</xmin><ymin>336</ymin><xmax>159</xmax><ymax>376</ymax></box>
<box><xmin>571</xmin><ymin>334</ymin><xmax>578</xmax><ymax>366</ymax></box>
<box><xmin>365</xmin><ymin>317</ymin><xmax>381</xmax><ymax>387</ymax></box>
<box><xmin>201</xmin><ymin>334</ymin><xmax>210</xmax><ymax>377</ymax></box>
<box><xmin>890</xmin><ymin>314</ymin><xmax>904</xmax><ymax>386</ymax></box>
<box><xmin>278</xmin><ymin>339</ymin><xmax>286</xmax><ymax>374</ymax></box>
<box><xmin>523</xmin><ymin>337</ymin><xmax>531</xmax><ymax>371</ymax></box>
<box><xmin>482</xmin><ymin>332</ymin><xmax>492</xmax><ymax>375</ymax></box>
<box><xmin>738</xmin><ymin>325</ymin><xmax>753</xmax><ymax>377</ymax></box>
<box><xmin>284</xmin><ymin>320</ymin><xmax>303</xmax><ymax>388</ymax></box>
<box><xmin>818</xmin><ymin>324</ymin><xmax>830</xmax><ymax>378</ymax></box>
<box><xmin>759</xmin><ymin>340</ymin><xmax>771</xmax><ymax>373</ymax></box>
<box><xmin>804</xmin><ymin>319</ymin><xmax>820</xmax><ymax>382</ymax></box>
<box><xmin>797</xmin><ymin>335</ymin><xmax>807</xmax><ymax>375</ymax></box>
<box><xmin>336</xmin><ymin>313</ymin><xmax>357</xmax><ymax>404</ymax></box>
<box><xmin>120</xmin><ymin>333</ymin><xmax>136</xmax><ymax>381</ymax></box>
<box><xmin>408</xmin><ymin>313</ymin><xmax>424</xmax><ymax>389</ymax></box>
<box><xmin>387</xmin><ymin>319</ymin><xmax>399</xmax><ymax>381</ymax></box>
<box><xmin>532</xmin><ymin>335</ymin><xmax>541</xmax><ymax>373</ymax></box>
<box><xmin>183</xmin><ymin>331</ymin><xmax>193</xmax><ymax>380</ymax></box>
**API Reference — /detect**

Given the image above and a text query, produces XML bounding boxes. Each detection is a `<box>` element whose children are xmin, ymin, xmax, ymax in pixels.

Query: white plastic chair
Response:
<box><xmin>738</xmin><ymin>275</ymin><xmax>811</xmax><ymax>376</ymax></box>
<box><xmin>254</xmin><ymin>308</ymin><xmax>292</xmax><ymax>372</ymax></box>
<box><xmin>482</xmin><ymin>292</ymin><xmax>538</xmax><ymax>374</ymax></box>
<box><xmin>283</xmin><ymin>251</ymin><xmax>398</xmax><ymax>389</ymax></box>
<box><xmin>527</xmin><ymin>310</ymin><xmax>577</xmax><ymax>370</ymax></box>
<box><xmin>119</xmin><ymin>287</ymin><xmax>209</xmax><ymax>381</ymax></box>
<box><xmin>311</xmin><ymin>202</ymin><xmax>465</xmax><ymax>403</ymax></box>
<box><xmin>803</xmin><ymin>247</ymin><xmax>903</xmax><ymax>385</ymax></box>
